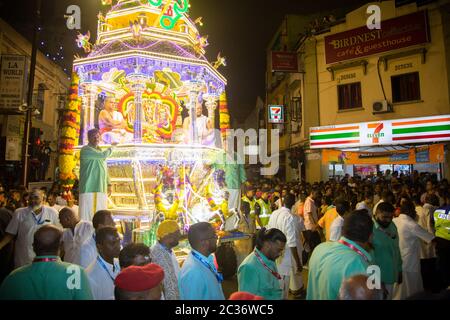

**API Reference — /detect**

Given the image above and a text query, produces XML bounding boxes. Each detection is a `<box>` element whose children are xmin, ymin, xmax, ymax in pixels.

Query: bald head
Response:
<box><xmin>338</xmin><ymin>274</ymin><xmax>384</xmax><ymax>300</ymax></box>
<box><xmin>59</xmin><ymin>207</ymin><xmax>79</xmax><ymax>229</ymax></box>
<box><xmin>33</xmin><ymin>225</ymin><xmax>63</xmax><ymax>257</ymax></box>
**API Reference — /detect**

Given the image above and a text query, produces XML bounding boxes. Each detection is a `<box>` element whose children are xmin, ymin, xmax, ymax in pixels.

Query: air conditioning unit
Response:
<box><xmin>372</xmin><ymin>100</ymin><xmax>392</xmax><ymax>114</ymax></box>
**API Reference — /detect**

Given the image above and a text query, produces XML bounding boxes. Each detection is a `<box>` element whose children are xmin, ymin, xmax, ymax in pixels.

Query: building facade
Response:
<box><xmin>0</xmin><ymin>18</ymin><xmax>70</xmax><ymax>187</ymax></box>
<box><xmin>266</xmin><ymin>0</ymin><xmax>450</xmax><ymax>182</ymax></box>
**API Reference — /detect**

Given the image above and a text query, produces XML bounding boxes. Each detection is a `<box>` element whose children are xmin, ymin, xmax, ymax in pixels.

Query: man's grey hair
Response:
<box><xmin>338</xmin><ymin>274</ymin><xmax>384</xmax><ymax>300</ymax></box>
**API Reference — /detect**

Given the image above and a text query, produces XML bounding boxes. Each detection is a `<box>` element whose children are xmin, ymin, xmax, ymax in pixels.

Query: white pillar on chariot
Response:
<box><xmin>127</xmin><ymin>70</ymin><xmax>147</xmax><ymax>144</ymax></box>
<box><xmin>81</xmin><ymin>82</ymin><xmax>98</xmax><ymax>144</ymax></box>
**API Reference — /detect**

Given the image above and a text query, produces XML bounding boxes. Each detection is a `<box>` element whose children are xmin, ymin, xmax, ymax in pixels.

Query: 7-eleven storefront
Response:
<box><xmin>309</xmin><ymin>115</ymin><xmax>450</xmax><ymax>180</ymax></box>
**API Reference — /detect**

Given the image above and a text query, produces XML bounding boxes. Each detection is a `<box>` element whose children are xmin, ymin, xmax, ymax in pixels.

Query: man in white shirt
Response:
<box><xmin>59</xmin><ymin>207</ymin><xmax>79</xmax><ymax>263</ymax></box>
<box><xmin>78</xmin><ymin>210</ymin><xmax>116</xmax><ymax>268</ymax></box>
<box><xmin>356</xmin><ymin>191</ymin><xmax>374</xmax><ymax>216</ymax></box>
<box><xmin>86</xmin><ymin>226</ymin><xmax>121</xmax><ymax>300</ymax></box>
<box><xmin>65</xmin><ymin>196</ymin><xmax>79</xmax><ymax>219</ymax></box>
<box><xmin>329</xmin><ymin>199</ymin><xmax>351</xmax><ymax>241</ymax></box>
<box><xmin>0</xmin><ymin>189</ymin><xmax>60</xmax><ymax>268</ymax></box>
<box><xmin>393</xmin><ymin>201</ymin><xmax>435</xmax><ymax>300</ymax></box>
<box><xmin>267</xmin><ymin>193</ymin><xmax>302</xmax><ymax>299</ymax></box>
<box><xmin>46</xmin><ymin>193</ymin><xmax>63</xmax><ymax>212</ymax></box>
<box><xmin>373</xmin><ymin>191</ymin><xmax>395</xmax><ymax>219</ymax></box>
<box><xmin>59</xmin><ymin>207</ymin><xmax>93</xmax><ymax>265</ymax></box>
<box><xmin>415</xmin><ymin>194</ymin><xmax>439</xmax><ymax>292</ymax></box>
<box><xmin>303</xmin><ymin>189</ymin><xmax>322</xmax><ymax>258</ymax></box>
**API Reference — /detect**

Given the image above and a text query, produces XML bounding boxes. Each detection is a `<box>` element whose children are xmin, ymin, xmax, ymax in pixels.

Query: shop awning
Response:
<box><xmin>321</xmin><ymin>144</ymin><xmax>445</xmax><ymax>165</ymax></box>
<box><xmin>310</xmin><ymin>114</ymin><xmax>450</xmax><ymax>149</ymax></box>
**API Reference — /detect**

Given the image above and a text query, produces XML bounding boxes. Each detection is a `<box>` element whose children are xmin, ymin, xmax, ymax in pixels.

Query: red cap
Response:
<box><xmin>229</xmin><ymin>291</ymin><xmax>264</xmax><ymax>300</ymax></box>
<box><xmin>114</xmin><ymin>263</ymin><xmax>164</xmax><ymax>292</ymax></box>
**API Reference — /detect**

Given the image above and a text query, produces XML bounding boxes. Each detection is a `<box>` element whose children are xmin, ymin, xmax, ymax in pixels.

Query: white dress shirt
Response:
<box><xmin>62</xmin><ymin>228</ymin><xmax>76</xmax><ymax>263</ymax></box>
<box><xmin>267</xmin><ymin>207</ymin><xmax>298</xmax><ymax>276</ymax></box>
<box><xmin>329</xmin><ymin>215</ymin><xmax>344</xmax><ymax>241</ymax></box>
<box><xmin>393</xmin><ymin>214</ymin><xmax>434</xmax><ymax>272</ymax></box>
<box><xmin>49</xmin><ymin>204</ymin><xmax>63</xmax><ymax>212</ymax></box>
<box><xmin>86</xmin><ymin>255</ymin><xmax>120</xmax><ymax>300</ymax></box>
<box><xmin>417</xmin><ymin>204</ymin><xmax>437</xmax><ymax>259</ymax></box>
<box><xmin>61</xmin><ymin>220</ymin><xmax>94</xmax><ymax>265</ymax></box>
<box><xmin>6</xmin><ymin>206</ymin><xmax>60</xmax><ymax>268</ymax></box>
<box><xmin>71</xmin><ymin>221</ymin><xmax>97</xmax><ymax>268</ymax></box>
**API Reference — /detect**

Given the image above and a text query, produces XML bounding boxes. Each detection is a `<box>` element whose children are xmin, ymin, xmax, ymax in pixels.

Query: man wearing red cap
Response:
<box><xmin>114</xmin><ymin>263</ymin><xmax>165</xmax><ymax>300</ymax></box>
<box><xmin>229</xmin><ymin>291</ymin><xmax>264</xmax><ymax>300</ymax></box>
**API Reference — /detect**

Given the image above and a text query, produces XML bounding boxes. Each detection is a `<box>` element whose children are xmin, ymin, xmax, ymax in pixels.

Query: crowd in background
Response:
<box><xmin>0</xmin><ymin>169</ymin><xmax>449</xmax><ymax>300</ymax></box>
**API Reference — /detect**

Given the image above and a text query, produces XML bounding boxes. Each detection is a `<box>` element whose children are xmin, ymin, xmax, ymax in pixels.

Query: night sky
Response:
<box><xmin>0</xmin><ymin>0</ymin><xmax>373</xmax><ymax>122</ymax></box>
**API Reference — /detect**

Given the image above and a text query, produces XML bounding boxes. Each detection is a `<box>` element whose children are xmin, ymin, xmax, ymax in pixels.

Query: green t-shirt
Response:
<box><xmin>237</xmin><ymin>249</ymin><xmax>283</xmax><ymax>300</ymax></box>
<box><xmin>306</xmin><ymin>237</ymin><xmax>372</xmax><ymax>300</ymax></box>
<box><xmin>371</xmin><ymin>220</ymin><xmax>402</xmax><ymax>285</ymax></box>
<box><xmin>79</xmin><ymin>145</ymin><xmax>112</xmax><ymax>194</ymax></box>
<box><xmin>211</xmin><ymin>151</ymin><xmax>246</xmax><ymax>190</ymax></box>
<box><xmin>0</xmin><ymin>256</ymin><xmax>93</xmax><ymax>300</ymax></box>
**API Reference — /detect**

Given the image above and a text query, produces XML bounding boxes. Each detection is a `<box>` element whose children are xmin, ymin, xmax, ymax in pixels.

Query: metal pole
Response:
<box><xmin>21</xmin><ymin>0</ymin><xmax>41</xmax><ymax>187</ymax></box>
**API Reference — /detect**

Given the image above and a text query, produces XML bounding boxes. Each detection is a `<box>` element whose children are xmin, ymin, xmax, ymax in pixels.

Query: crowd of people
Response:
<box><xmin>238</xmin><ymin>170</ymin><xmax>450</xmax><ymax>300</ymax></box>
<box><xmin>0</xmin><ymin>169</ymin><xmax>449</xmax><ymax>300</ymax></box>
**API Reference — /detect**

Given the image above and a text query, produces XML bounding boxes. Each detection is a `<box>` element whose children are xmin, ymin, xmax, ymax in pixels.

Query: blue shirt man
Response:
<box><xmin>179</xmin><ymin>222</ymin><xmax>225</xmax><ymax>300</ymax></box>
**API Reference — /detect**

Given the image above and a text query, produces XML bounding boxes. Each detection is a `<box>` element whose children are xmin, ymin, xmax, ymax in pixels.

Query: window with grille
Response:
<box><xmin>338</xmin><ymin>82</ymin><xmax>362</xmax><ymax>110</ymax></box>
<box><xmin>391</xmin><ymin>72</ymin><xmax>420</xmax><ymax>103</ymax></box>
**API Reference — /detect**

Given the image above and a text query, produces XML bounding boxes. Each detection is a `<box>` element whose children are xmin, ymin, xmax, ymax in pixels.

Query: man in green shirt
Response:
<box><xmin>211</xmin><ymin>146</ymin><xmax>246</xmax><ymax>213</ymax></box>
<box><xmin>371</xmin><ymin>202</ymin><xmax>402</xmax><ymax>299</ymax></box>
<box><xmin>237</xmin><ymin>228</ymin><xmax>285</xmax><ymax>300</ymax></box>
<box><xmin>306</xmin><ymin>210</ymin><xmax>374</xmax><ymax>300</ymax></box>
<box><xmin>79</xmin><ymin>128</ymin><xmax>116</xmax><ymax>221</ymax></box>
<box><xmin>0</xmin><ymin>225</ymin><xmax>93</xmax><ymax>300</ymax></box>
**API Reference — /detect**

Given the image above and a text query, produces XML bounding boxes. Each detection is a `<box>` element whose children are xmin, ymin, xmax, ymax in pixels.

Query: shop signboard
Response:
<box><xmin>310</xmin><ymin>114</ymin><xmax>450</xmax><ymax>149</ymax></box>
<box><xmin>322</xmin><ymin>144</ymin><xmax>444</xmax><ymax>165</ymax></box>
<box><xmin>5</xmin><ymin>136</ymin><xmax>22</xmax><ymax>161</ymax></box>
<box><xmin>271</xmin><ymin>52</ymin><xmax>298</xmax><ymax>72</ymax></box>
<box><xmin>268</xmin><ymin>105</ymin><xmax>284</xmax><ymax>124</ymax></box>
<box><xmin>324</xmin><ymin>10</ymin><xmax>430</xmax><ymax>64</ymax></box>
<box><xmin>0</xmin><ymin>55</ymin><xmax>28</xmax><ymax>109</ymax></box>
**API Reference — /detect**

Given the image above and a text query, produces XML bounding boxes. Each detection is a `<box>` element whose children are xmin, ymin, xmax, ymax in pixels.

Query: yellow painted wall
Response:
<box><xmin>315</xmin><ymin>1</ymin><xmax>450</xmax><ymax>126</ymax></box>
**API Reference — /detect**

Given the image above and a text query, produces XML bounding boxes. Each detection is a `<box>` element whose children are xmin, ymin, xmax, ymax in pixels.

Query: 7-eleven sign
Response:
<box><xmin>269</xmin><ymin>105</ymin><xmax>284</xmax><ymax>124</ymax></box>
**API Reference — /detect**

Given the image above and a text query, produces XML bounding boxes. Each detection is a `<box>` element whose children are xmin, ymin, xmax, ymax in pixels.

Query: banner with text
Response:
<box><xmin>324</xmin><ymin>10</ymin><xmax>430</xmax><ymax>64</ymax></box>
<box><xmin>322</xmin><ymin>144</ymin><xmax>445</xmax><ymax>165</ymax></box>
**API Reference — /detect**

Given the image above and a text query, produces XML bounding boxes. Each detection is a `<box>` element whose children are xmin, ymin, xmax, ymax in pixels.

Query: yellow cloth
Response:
<box><xmin>157</xmin><ymin>220</ymin><xmax>180</xmax><ymax>240</ymax></box>
<box><xmin>318</xmin><ymin>207</ymin><xmax>338</xmax><ymax>241</ymax></box>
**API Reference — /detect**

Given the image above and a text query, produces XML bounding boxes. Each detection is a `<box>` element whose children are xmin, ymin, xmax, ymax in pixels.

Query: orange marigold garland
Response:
<box><xmin>219</xmin><ymin>91</ymin><xmax>230</xmax><ymax>143</ymax></box>
<box><xmin>58</xmin><ymin>72</ymin><xmax>81</xmax><ymax>190</ymax></box>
